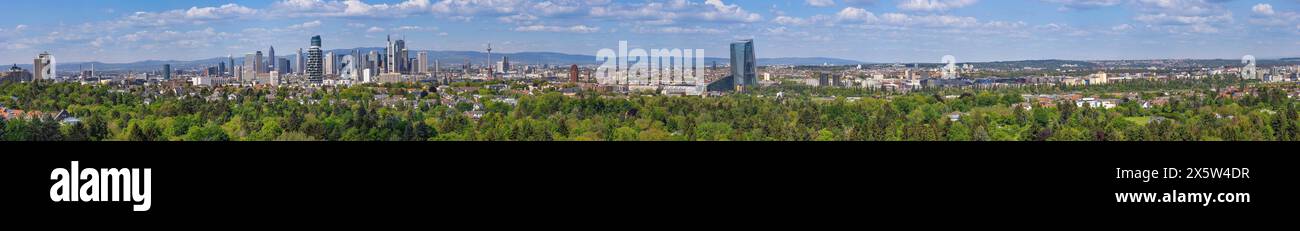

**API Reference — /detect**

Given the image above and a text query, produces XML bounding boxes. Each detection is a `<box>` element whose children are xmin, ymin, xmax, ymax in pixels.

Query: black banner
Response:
<box><xmin>4</xmin><ymin>142</ymin><xmax>1292</xmax><ymax>226</ymax></box>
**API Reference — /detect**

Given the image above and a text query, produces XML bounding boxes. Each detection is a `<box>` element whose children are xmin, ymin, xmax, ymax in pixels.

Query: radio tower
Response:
<box><xmin>486</xmin><ymin>43</ymin><xmax>493</xmax><ymax>81</ymax></box>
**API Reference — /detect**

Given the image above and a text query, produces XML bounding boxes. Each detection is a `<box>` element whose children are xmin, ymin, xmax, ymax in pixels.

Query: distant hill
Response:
<box><xmin>757</xmin><ymin>57</ymin><xmax>866</xmax><ymax>65</ymax></box>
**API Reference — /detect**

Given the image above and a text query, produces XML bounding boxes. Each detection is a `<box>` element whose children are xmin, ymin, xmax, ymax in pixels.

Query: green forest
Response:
<box><xmin>1</xmin><ymin>78</ymin><xmax>1298</xmax><ymax>141</ymax></box>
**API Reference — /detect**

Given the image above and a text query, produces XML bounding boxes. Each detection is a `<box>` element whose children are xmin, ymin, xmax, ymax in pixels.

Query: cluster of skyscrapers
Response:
<box><xmin>190</xmin><ymin>34</ymin><xmax>438</xmax><ymax>86</ymax></box>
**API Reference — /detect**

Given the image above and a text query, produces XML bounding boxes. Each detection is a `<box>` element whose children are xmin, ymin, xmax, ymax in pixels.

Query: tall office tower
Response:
<box><xmin>33</xmin><ymin>52</ymin><xmax>55</xmax><ymax>81</ymax></box>
<box><xmin>385</xmin><ymin>35</ymin><xmax>409</xmax><ymax>74</ymax></box>
<box><xmin>325</xmin><ymin>51</ymin><xmax>336</xmax><ymax>75</ymax></box>
<box><xmin>277</xmin><ymin>58</ymin><xmax>291</xmax><ymax>74</ymax></box>
<box><xmin>501</xmin><ymin>56</ymin><xmax>510</xmax><ymax>74</ymax></box>
<box><xmin>268</xmin><ymin>46</ymin><xmax>276</xmax><ymax>74</ymax></box>
<box><xmin>409</xmin><ymin>57</ymin><xmax>417</xmax><ymax>74</ymax></box>
<box><xmin>400</xmin><ymin>47</ymin><xmax>409</xmax><ymax>73</ymax></box>
<box><xmin>243</xmin><ymin>52</ymin><xmax>259</xmax><ymax>81</ymax></box>
<box><xmin>384</xmin><ymin>35</ymin><xmax>392</xmax><ymax>73</ymax></box>
<box><xmin>434</xmin><ymin>59</ymin><xmax>441</xmax><ymax>82</ymax></box>
<box><xmin>297</xmin><ymin>48</ymin><xmax>305</xmax><ymax>75</ymax></box>
<box><xmin>730</xmin><ymin>39</ymin><xmax>757</xmax><ymax>92</ymax></box>
<box><xmin>218</xmin><ymin>62</ymin><xmax>226</xmax><ymax>77</ymax></box>
<box><xmin>351</xmin><ymin>49</ymin><xmax>362</xmax><ymax>80</ymax></box>
<box><xmin>367</xmin><ymin>50</ymin><xmax>379</xmax><ymax>78</ymax></box>
<box><xmin>234</xmin><ymin>65</ymin><xmax>243</xmax><ymax>82</ymax></box>
<box><xmin>570</xmin><ymin>65</ymin><xmax>579</xmax><ymax>83</ymax></box>
<box><xmin>228</xmin><ymin>55</ymin><xmax>235</xmax><ymax>77</ymax></box>
<box><xmin>163</xmin><ymin>64</ymin><xmax>171</xmax><ymax>80</ymax></box>
<box><xmin>255</xmin><ymin>51</ymin><xmax>264</xmax><ymax>73</ymax></box>
<box><xmin>307</xmin><ymin>35</ymin><xmax>324</xmax><ymax>84</ymax></box>
<box><xmin>417</xmin><ymin>52</ymin><xmax>429</xmax><ymax>74</ymax></box>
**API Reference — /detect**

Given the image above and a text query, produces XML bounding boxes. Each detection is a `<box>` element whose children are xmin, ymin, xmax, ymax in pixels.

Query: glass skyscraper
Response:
<box><xmin>730</xmin><ymin>39</ymin><xmax>756</xmax><ymax>92</ymax></box>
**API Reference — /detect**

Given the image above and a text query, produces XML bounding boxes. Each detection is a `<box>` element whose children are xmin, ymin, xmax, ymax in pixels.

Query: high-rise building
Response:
<box><xmin>325</xmin><ymin>51</ymin><xmax>336</xmax><ymax>75</ymax></box>
<box><xmin>257</xmin><ymin>51</ymin><xmax>265</xmax><ymax>73</ymax></box>
<box><xmin>730</xmin><ymin>39</ymin><xmax>757</xmax><ymax>92</ymax></box>
<box><xmin>307</xmin><ymin>35</ymin><xmax>324</xmax><ymax>84</ymax></box>
<box><xmin>297</xmin><ymin>48</ymin><xmax>305</xmax><ymax>75</ymax></box>
<box><xmin>33</xmin><ymin>52</ymin><xmax>55</xmax><ymax>81</ymax></box>
<box><xmin>218</xmin><ymin>62</ymin><xmax>226</xmax><ymax>77</ymax></box>
<box><xmin>417</xmin><ymin>52</ymin><xmax>429</xmax><ymax>74</ymax></box>
<box><xmin>570</xmin><ymin>65</ymin><xmax>579</xmax><ymax>83</ymax></box>
<box><xmin>268</xmin><ymin>46</ymin><xmax>276</xmax><ymax>74</ymax></box>
<box><xmin>367</xmin><ymin>50</ymin><xmax>379</xmax><ymax>78</ymax></box>
<box><xmin>163</xmin><ymin>64</ymin><xmax>172</xmax><ymax>80</ymax></box>
<box><xmin>277</xmin><ymin>58</ymin><xmax>291</xmax><ymax>74</ymax></box>
<box><xmin>243</xmin><ymin>52</ymin><xmax>259</xmax><ymax>81</ymax></box>
<box><xmin>501</xmin><ymin>56</ymin><xmax>510</xmax><ymax>74</ymax></box>
<box><xmin>234</xmin><ymin>65</ymin><xmax>242</xmax><ymax>81</ymax></box>
<box><xmin>434</xmin><ymin>59</ymin><xmax>441</xmax><ymax>82</ymax></box>
<box><xmin>385</xmin><ymin>35</ymin><xmax>409</xmax><ymax>74</ymax></box>
<box><xmin>228</xmin><ymin>55</ymin><xmax>235</xmax><ymax>77</ymax></box>
<box><xmin>352</xmin><ymin>49</ymin><xmax>364</xmax><ymax>80</ymax></box>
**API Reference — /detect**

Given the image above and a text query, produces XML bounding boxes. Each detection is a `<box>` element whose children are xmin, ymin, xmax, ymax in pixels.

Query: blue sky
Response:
<box><xmin>3</xmin><ymin>0</ymin><xmax>1300</xmax><ymax>64</ymax></box>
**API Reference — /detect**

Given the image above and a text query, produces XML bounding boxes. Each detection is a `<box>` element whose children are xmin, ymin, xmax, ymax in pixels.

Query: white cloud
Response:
<box><xmin>118</xmin><ymin>4</ymin><xmax>258</xmax><ymax>28</ymax></box>
<box><xmin>806</xmin><ymin>0</ymin><xmax>836</xmax><ymax>7</ymax></box>
<box><xmin>589</xmin><ymin>0</ymin><xmax>762</xmax><ymax>24</ymax></box>
<box><xmin>1248</xmin><ymin>3</ymin><xmax>1300</xmax><ymax>27</ymax></box>
<box><xmin>1253</xmin><ymin>4</ymin><xmax>1274</xmax><ymax>16</ymax></box>
<box><xmin>513</xmin><ymin>24</ymin><xmax>599</xmax><ymax>33</ymax></box>
<box><xmin>288</xmin><ymin>20</ymin><xmax>323</xmax><ymax>30</ymax></box>
<box><xmin>1130</xmin><ymin>0</ymin><xmax>1235</xmax><ymax>34</ymax></box>
<box><xmin>700</xmin><ymin>0</ymin><xmax>763</xmax><ymax>22</ymax></box>
<box><xmin>1111</xmin><ymin>23</ymin><xmax>1133</xmax><ymax>31</ymax></box>
<box><xmin>836</xmin><ymin>7</ymin><xmax>877</xmax><ymax>22</ymax></box>
<box><xmin>393</xmin><ymin>25</ymin><xmax>437</xmax><ymax>32</ymax></box>
<box><xmin>632</xmin><ymin>26</ymin><xmax>727</xmax><ymax>34</ymax></box>
<box><xmin>366</xmin><ymin>26</ymin><xmax>386</xmax><ymax>33</ymax></box>
<box><xmin>773</xmin><ymin>16</ymin><xmax>812</xmax><ymax>26</ymax></box>
<box><xmin>897</xmin><ymin>0</ymin><xmax>977</xmax><ymax>12</ymax></box>
<box><xmin>111</xmin><ymin>28</ymin><xmax>230</xmax><ymax>50</ymax></box>
<box><xmin>1040</xmin><ymin>0</ymin><xmax>1121</xmax><ymax>10</ymax></box>
<box><xmin>273</xmin><ymin>0</ymin><xmax>432</xmax><ymax>18</ymax></box>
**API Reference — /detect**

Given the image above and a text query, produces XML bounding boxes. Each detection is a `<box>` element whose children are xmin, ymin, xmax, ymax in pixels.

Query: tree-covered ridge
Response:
<box><xmin>1</xmin><ymin>78</ymin><xmax>1297</xmax><ymax>141</ymax></box>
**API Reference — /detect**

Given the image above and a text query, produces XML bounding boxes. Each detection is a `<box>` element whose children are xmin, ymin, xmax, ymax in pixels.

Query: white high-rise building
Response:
<box><xmin>325</xmin><ymin>51</ymin><xmax>336</xmax><ymax>75</ymax></box>
<box><xmin>297</xmin><ymin>48</ymin><xmax>305</xmax><ymax>75</ymax></box>
<box><xmin>243</xmin><ymin>52</ymin><xmax>260</xmax><ymax>81</ymax></box>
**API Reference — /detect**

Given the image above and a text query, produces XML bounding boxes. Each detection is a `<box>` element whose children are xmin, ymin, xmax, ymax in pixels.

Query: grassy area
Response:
<box><xmin>1125</xmin><ymin>116</ymin><xmax>1152</xmax><ymax>126</ymax></box>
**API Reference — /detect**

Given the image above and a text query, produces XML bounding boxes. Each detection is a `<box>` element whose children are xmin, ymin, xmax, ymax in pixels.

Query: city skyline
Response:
<box><xmin>4</xmin><ymin>0</ymin><xmax>1300</xmax><ymax>64</ymax></box>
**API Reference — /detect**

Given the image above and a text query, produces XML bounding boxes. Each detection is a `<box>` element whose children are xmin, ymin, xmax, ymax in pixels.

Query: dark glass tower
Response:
<box><xmin>730</xmin><ymin>39</ymin><xmax>756</xmax><ymax>92</ymax></box>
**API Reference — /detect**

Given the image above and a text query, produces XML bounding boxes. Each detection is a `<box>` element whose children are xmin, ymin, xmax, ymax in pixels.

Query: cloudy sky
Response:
<box><xmin>2</xmin><ymin>0</ymin><xmax>1300</xmax><ymax>64</ymax></box>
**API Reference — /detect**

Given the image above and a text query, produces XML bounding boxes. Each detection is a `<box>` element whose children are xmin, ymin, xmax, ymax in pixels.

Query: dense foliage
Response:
<box><xmin>1</xmin><ymin>79</ymin><xmax>1297</xmax><ymax>141</ymax></box>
